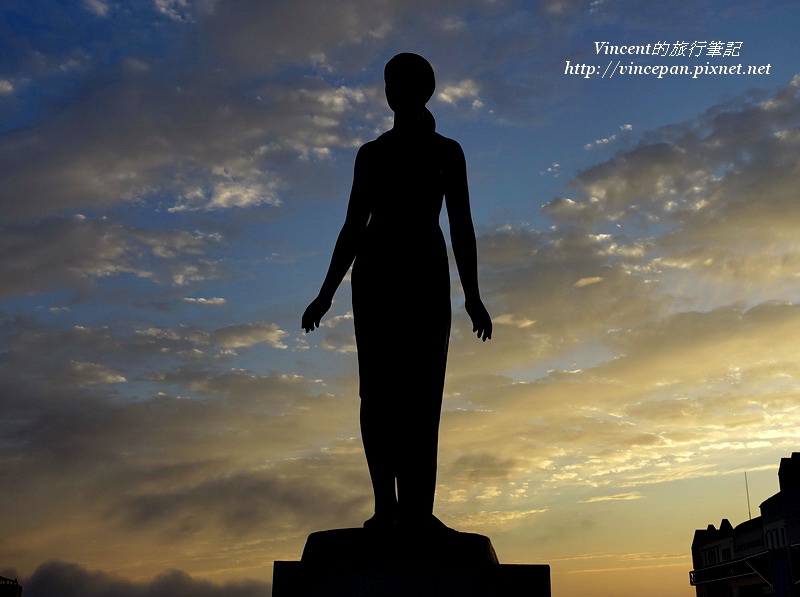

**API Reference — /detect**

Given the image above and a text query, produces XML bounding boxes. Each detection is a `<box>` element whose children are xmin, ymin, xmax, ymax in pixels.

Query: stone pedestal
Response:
<box><xmin>273</xmin><ymin>528</ymin><xmax>550</xmax><ymax>597</ymax></box>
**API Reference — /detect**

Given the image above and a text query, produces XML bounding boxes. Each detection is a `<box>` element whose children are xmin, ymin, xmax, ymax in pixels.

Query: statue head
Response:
<box><xmin>384</xmin><ymin>53</ymin><xmax>436</xmax><ymax>114</ymax></box>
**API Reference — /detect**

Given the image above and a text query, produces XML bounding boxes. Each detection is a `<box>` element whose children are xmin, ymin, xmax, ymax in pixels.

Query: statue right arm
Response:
<box><xmin>302</xmin><ymin>145</ymin><xmax>371</xmax><ymax>333</ymax></box>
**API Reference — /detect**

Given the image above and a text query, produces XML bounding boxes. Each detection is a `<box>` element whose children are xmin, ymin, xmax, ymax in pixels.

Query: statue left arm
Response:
<box><xmin>444</xmin><ymin>139</ymin><xmax>492</xmax><ymax>341</ymax></box>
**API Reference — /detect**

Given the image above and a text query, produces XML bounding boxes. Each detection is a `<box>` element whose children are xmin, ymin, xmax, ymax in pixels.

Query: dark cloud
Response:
<box><xmin>0</xmin><ymin>361</ymin><xmax>364</xmax><ymax>572</ymax></box>
<box><xmin>597</xmin><ymin>301</ymin><xmax>800</xmax><ymax>385</ymax></box>
<box><xmin>7</xmin><ymin>0</ymin><xmax>724</xmax><ymax>226</ymax></box>
<box><xmin>0</xmin><ymin>318</ymin><xmax>294</xmax><ymax>390</ymax></box>
<box><xmin>23</xmin><ymin>561</ymin><xmax>270</xmax><ymax>597</ymax></box>
<box><xmin>0</xmin><ymin>215</ymin><xmax>221</xmax><ymax>298</ymax></box>
<box><xmin>451</xmin><ymin>452</ymin><xmax>521</xmax><ymax>481</ymax></box>
<box><xmin>0</xmin><ymin>64</ymin><xmax>373</xmax><ymax>221</ymax></box>
<box><xmin>115</xmin><ymin>461</ymin><xmax>370</xmax><ymax>539</ymax></box>
<box><xmin>444</xmin><ymin>226</ymin><xmax>666</xmax><ymax>378</ymax></box>
<box><xmin>545</xmin><ymin>76</ymin><xmax>800</xmax><ymax>243</ymax></box>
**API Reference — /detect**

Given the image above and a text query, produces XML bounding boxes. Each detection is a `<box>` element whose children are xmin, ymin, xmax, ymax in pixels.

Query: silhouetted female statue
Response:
<box><xmin>302</xmin><ymin>53</ymin><xmax>492</xmax><ymax>534</ymax></box>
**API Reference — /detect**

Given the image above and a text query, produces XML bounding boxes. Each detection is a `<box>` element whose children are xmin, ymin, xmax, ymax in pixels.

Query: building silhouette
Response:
<box><xmin>0</xmin><ymin>576</ymin><xmax>21</xmax><ymax>597</ymax></box>
<box><xmin>690</xmin><ymin>452</ymin><xmax>800</xmax><ymax>596</ymax></box>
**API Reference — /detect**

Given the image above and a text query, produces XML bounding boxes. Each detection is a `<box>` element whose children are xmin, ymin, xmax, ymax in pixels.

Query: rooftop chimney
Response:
<box><xmin>778</xmin><ymin>452</ymin><xmax>800</xmax><ymax>492</ymax></box>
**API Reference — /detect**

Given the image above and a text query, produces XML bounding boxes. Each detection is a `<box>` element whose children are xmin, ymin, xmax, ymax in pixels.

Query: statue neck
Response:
<box><xmin>391</xmin><ymin>107</ymin><xmax>435</xmax><ymax>135</ymax></box>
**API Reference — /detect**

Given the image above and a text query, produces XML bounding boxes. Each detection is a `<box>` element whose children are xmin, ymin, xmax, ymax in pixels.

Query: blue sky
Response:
<box><xmin>2</xmin><ymin>1</ymin><xmax>800</xmax><ymax>595</ymax></box>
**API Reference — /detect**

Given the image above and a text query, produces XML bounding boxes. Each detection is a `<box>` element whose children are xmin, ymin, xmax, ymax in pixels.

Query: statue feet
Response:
<box><xmin>395</xmin><ymin>514</ymin><xmax>458</xmax><ymax>536</ymax></box>
<box><xmin>365</xmin><ymin>511</ymin><xmax>459</xmax><ymax>537</ymax></box>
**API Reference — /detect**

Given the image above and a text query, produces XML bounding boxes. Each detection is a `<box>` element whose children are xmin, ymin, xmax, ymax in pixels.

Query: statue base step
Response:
<box><xmin>273</xmin><ymin>561</ymin><xmax>550</xmax><ymax>597</ymax></box>
<box><xmin>273</xmin><ymin>527</ymin><xmax>550</xmax><ymax>596</ymax></box>
<box><xmin>301</xmin><ymin>526</ymin><xmax>499</xmax><ymax>567</ymax></box>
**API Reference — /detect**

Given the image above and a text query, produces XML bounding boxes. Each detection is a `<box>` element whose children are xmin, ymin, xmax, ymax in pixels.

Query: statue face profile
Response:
<box><xmin>384</xmin><ymin>52</ymin><xmax>436</xmax><ymax>114</ymax></box>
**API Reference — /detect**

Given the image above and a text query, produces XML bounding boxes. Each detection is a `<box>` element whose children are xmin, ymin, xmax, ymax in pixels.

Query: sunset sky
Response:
<box><xmin>2</xmin><ymin>1</ymin><xmax>800</xmax><ymax>596</ymax></box>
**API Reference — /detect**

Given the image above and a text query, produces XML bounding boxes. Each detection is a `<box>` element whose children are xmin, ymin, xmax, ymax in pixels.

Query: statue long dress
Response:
<box><xmin>352</xmin><ymin>114</ymin><xmax>454</xmax><ymax>525</ymax></box>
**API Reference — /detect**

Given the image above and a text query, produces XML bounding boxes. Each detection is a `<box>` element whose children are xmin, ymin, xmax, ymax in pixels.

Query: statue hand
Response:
<box><xmin>465</xmin><ymin>298</ymin><xmax>492</xmax><ymax>342</ymax></box>
<box><xmin>302</xmin><ymin>295</ymin><xmax>332</xmax><ymax>333</ymax></box>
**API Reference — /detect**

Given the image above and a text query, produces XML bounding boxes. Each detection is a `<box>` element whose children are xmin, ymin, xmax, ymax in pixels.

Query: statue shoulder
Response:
<box><xmin>434</xmin><ymin>133</ymin><xmax>463</xmax><ymax>153</ymax></box>
<box><xmin>360</xmin><ymin>134</ymin><xmax>392</xmax><ymax>155</ymax></box>
<box><xmin>359</xmin><ymin>138</ymin><xmax>378</xmax><ymax>152</ymax></box>
<box><xmin>355</xmin><ymin>138</ymin><xmax>382</xmax><ymax>163</ymax></box>
<box><xmin>433</xmin><ymin>134</ymin><xmax>465</xmax><ymax>164</ymax></box>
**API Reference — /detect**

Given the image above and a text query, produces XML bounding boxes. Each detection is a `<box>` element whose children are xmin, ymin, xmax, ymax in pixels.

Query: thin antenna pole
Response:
<box><xmin>745</xmin><ymin>471</ymin><xmax>752</xmax><ymax>521</ymax></box>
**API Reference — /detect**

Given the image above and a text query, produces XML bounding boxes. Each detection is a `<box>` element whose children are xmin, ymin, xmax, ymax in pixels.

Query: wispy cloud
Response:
<box><xmin>581</xmin><ymin>493</ymin><xmax>645</xmax><ymax>503</ymax></box>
